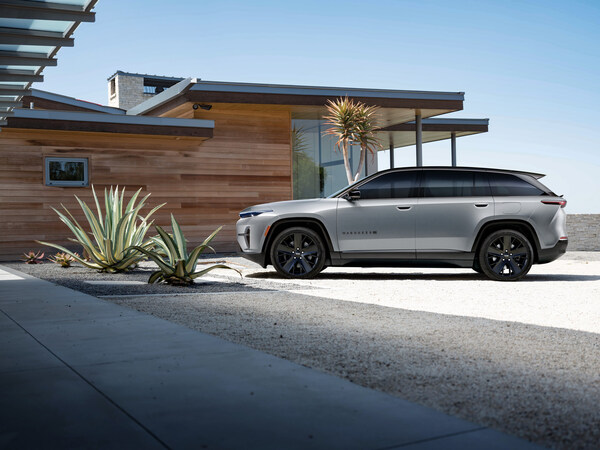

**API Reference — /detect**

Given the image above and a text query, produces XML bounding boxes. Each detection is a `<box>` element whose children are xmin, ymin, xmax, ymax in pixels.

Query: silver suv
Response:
<box><xmin>236</xmin><ymin>167</ymin><xmax>568</xmax><ymax>281</ymax></box>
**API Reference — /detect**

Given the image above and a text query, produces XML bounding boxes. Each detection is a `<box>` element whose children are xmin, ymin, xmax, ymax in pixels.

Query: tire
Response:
<box><xmin>472</xmin><ymin>261</ymin><xmax>484</xmax><ymax>274</ymax></box>
<box><xmin>478</xmin><ymin>229</ymin><xmax>533</xmax><ymax>281</ymax></box>
<box><xmin>270</xmin><ymin>227</ymin><xmax>326</xmax><ymax>279</ymax></box>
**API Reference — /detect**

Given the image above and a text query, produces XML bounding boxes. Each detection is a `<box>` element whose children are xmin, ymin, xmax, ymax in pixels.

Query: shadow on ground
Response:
<box><xmin>246</xmin><ymin>271</ymin><xmax>600</xmax><ymax>282</ymax></box>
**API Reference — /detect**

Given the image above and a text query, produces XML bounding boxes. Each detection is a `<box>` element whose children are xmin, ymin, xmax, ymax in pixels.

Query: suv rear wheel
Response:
<box><xmin>270</xmin><ymin>227</ymin><xmax>326</xmax><ymax>279</ymax></box>
<box><xmin>479</xmin><ymin>229</ymin><xmax>533</xmax><ymax>281</ymax></box>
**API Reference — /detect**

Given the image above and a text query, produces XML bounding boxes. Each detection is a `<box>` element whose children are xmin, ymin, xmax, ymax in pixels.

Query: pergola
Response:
<box><xmin>0</xmin><ymin>0</ymin><xmax>97</xmax><ymax>127</ymax></box>
<box><xmin>376</xmin><ymin>118</ymin><xmax>489</xmax><ymax>168</ymax></box>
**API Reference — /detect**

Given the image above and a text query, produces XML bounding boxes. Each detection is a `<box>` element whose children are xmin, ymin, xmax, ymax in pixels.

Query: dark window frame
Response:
<box><xmin>45</xmin><ymin>157</ymin><xmax>89</xmax><ymax>187</ymax></box>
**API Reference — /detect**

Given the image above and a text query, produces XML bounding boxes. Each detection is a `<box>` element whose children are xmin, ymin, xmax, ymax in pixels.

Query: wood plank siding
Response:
<box><xmin>0</xmin><ymin>104</ymin><xmax>292</xmax><ymax>260</ymax></box>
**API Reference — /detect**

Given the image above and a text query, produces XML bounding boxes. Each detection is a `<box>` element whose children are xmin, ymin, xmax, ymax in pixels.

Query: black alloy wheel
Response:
<box><xmin>270</xmin><ymin>227</ymin><xmax>326</xmax><ymax>279</ymax></box>
<box><xmin>479</xmin><ymin>229</ymin><xmax>533</xmax><ymax>281</ymax></box>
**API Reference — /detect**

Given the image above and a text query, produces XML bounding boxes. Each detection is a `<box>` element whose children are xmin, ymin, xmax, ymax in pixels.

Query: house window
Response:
<box><xmin>45</xmin><ymin>157</ymin><xmax>89</xmax><ymax>187</ymax></box>
<box><xmin>110</xmin><ymin>78</ymin><xmax>116</xmax><ymax>97</ymax></box>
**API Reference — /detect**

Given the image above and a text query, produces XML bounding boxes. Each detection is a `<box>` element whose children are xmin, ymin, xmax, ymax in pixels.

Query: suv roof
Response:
<box><xmin>329</xmin><ymin>166</ymin><xmax>549</xmax><ymax>199</ymax></box>
<box><xmin>376</xmin><ymin>166</ymin><xmax>546</xmax><ymax>179</ymax></box>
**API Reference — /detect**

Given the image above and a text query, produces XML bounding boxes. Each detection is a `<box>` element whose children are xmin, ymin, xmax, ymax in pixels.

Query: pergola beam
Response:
<box><xmin>0</xmin><ymin>50</ymin><xmax>57</xmax><ymax>66</ymax></box>
<box><xmin>0</xmin><ymin>70</ymin><xmax>43</xmax><ymax>82</ymax></box>
<box><xmin>0</xmin><ymin>1</ymin><xmax>95</xmax><ymax>23</ymax></box>
<box><xmin>0</xmin><ymin>100</ymin><xmax>22</xmax><ymax>107</ymax></box>
<box><xmin>0</xmin><ymin>86</ymin><xmax>30</xmax><ymax>96</ymax></box>
<box><xmin>0</xmin><ymin>27</ymin><xmax>74</xmax><ymax>47</ymax></box>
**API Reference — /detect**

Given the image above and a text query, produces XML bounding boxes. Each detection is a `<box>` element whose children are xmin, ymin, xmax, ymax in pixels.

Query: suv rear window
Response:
<box><xmin>421</xmin><ymin>170</ymin><xmax>491</xmax><ymax>197</ymax></box>
<box><xmin>489</xmin><ymin>173</ymin><xmax>545</xmax><ymax>196</ymax></box>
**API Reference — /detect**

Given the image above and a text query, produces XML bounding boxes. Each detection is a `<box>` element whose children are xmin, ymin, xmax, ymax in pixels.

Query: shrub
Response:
<box><xmin>131</xmin><ymin>214</ymin><xmax>241</xmax><ymax>285</ymax></box>
<box><xmin>37</xmin><ymin>186</ymin><xmax>164</xmax><ymax>273</ymax></box>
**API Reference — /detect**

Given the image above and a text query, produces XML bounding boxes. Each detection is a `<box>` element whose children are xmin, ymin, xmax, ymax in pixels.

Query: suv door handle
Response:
<box><xmin>396</xmin><ymin>206</ymin><xmax>412</xmax><ymax>210</ymax></box>
<box><xmin>474</xmin><ymin>203</ymin><xmax>489</xmax><ymax>208</ymax></box>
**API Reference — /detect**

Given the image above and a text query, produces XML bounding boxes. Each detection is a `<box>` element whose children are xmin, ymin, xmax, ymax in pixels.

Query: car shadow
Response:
<box><xmin>246</xmin><ymin>271</ymin><xmax>600</xmax><ymax>282</ymax></box>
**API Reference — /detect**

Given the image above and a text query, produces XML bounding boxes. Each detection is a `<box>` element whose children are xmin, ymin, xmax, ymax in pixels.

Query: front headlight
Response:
<box><xmin>239</xmin><ymin>209</ymin><xmax>273</xmax><ymax>219</ymax></box>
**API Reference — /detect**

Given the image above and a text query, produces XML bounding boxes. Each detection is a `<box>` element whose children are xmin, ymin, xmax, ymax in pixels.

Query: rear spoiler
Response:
<box><xmin>486</xmin><ymin>168</ymin><xmax>545</xmax><ymax>179</ymax></box>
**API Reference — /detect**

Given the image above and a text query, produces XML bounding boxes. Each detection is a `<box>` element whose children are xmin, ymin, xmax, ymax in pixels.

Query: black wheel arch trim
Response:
<box><xmin>471</xmin><ymin>220</ymin><xmax>542</xmax><ymax>262</ymax></box>
<box><xmin>262</xmin><ymin>218</ymin><xmax>334</xmax><ymax>267</ymax></box>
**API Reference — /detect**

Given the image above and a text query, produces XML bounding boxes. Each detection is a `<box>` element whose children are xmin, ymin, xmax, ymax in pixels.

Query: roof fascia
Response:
<box><xmin>29</xmin><ymin>88</ymin><xmax>126</xmax><ymax>114</ymax></box>
<box><xmin>126</xmin><ymin>77</ymin><xmax>195</xmax><ymax>115</ymax></box>
<box><xmin>11</xmin><ymin>108</ymin><xmax>214</xmax><ymax>129</ymax></box>
<box><xmin>189</xmin><ymin>81</ymin><xmax>464</xmax><ymax>101</ymax></box>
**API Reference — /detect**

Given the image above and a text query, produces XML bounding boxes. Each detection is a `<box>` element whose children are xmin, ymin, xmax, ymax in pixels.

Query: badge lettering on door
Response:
<box><xmin>342</xmin><ymin>231</ymin><xmax>377</xmax><ymax>235</ymax></box>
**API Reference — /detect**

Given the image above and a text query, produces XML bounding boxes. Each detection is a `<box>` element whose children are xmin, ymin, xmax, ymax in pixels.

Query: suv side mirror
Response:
<box><xmin>346</xmin><ymin>190</ymin><xmax>361</xmax><ymax>201</ymax></box>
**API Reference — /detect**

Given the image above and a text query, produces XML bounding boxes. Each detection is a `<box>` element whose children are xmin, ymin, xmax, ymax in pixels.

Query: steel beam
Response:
<box><xmin>451</xmin><ymin>132</ymin><xmax>457</xmax><ymax>166</ymax></box>
<box><xmin>0</xmin><ymin>1</ymin><xmax>95</xmax><ymax>22</ymax></box>
<box><xmin>0</xmin><ymin>100</ymin><xmax>21</xmax><ymax>107</ymax></box>
<box><xmin>0</xmin><ymin>70</ymin><xmax>43</xmax><ymax>82</ymax></box>
<box><xmin>0</xmin><ymin>27</ymin><xmax>74</xmax><ymax>47</ymax></box>
<box><xmin>0</xmin><ymin>50</ymin><xmax>57</xmax><ymax>66</ymax></box>
<box><xmin>0</xmin><ymin>87</ymin><xmax>30</xmax><ymax>96</ymax></box>
<box><xmin>415</xmin><ymin>113</ymin><xmax>423</xmax><ymax>166</ymax></box>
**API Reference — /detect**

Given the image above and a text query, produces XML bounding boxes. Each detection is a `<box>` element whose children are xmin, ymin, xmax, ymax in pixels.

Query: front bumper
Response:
<box><xmin>537</xmin><ymin>239</ymin><xmax>568</xmax><ymax>264</ymax></box>
<box><xmin>239</xmin><ymin>249</ymin><xmax>267</xmax><ymax>268</ymax></box>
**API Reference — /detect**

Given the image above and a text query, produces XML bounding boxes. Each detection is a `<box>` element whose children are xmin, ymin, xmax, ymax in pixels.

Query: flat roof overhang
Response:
<box><xmin>22</xmin><ymin>88</ymin><xmax>126</xmax><ymax>114</ymax></box>
<box><xmin>376</xmin><ymin>118</ymin><xmax>489</xmax><ymax>148</ymax></box>
<box><xmin>128</xmin><ymin>78</ymin><xmax>465</xmax><ymax>127</ymax></box>
<box><xmin>6</xmin><ymin>108</ymin><xmax>214</xmax><ymax>138</ymax></box>
<box><xmin>0</xmin><ymin>0</ymin><xmax>97</xmax><ymax>126</ymax></box>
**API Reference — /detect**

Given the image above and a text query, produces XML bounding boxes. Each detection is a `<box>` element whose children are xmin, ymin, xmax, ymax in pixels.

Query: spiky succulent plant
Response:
<box><xmin>48</xmin><ymin>252</ymin><xmax>77</xmax><ymax>268</ymax></box>
<box><xmin>22</xmin><ymin>251</ymin><xmax>44</xmax><ymax>264</ymax></box>
<box><xmin>37</xmin><ymin>186</ymin><xmax>164</xmax><ymax>273</ymax></box>
<box><xmin>131</xmin><ymin>214</ymin><xmax>241</xmax><ymax>285</ymax></box>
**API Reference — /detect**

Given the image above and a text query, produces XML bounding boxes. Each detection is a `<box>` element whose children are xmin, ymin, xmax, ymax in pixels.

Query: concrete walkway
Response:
<box><xmin>0</xmin><ymin>265</ymin><xmax>539</xmax><ymax>449</ymax></box>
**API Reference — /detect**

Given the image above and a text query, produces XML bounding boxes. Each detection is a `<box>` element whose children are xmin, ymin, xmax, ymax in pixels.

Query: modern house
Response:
<box><xmin>0</xmin><ymin>71</ymin><xmax>488</xmax><ymax>260</ymax></box>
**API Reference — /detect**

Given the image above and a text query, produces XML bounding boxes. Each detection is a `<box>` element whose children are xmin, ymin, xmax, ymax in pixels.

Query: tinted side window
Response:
<box><xmin>489</xmin><ymin>173</ymin><xmax>544</xmax><ymax>196</ymax></box>
<box><xmin>358</xmin><ymin>171</ymin><xmax>419</xmax><ymax>199</ymax></box>
<box><xmin>421</xmin><ymin>170</ymin><xmax>491</xmax><ymax>197</ymax></box>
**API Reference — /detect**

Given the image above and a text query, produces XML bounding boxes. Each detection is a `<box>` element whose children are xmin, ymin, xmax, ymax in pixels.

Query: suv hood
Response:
<box><xmin>241</xmin><ymin>198</ymin><xmax>324</xmax><ymax>213</ymax></box>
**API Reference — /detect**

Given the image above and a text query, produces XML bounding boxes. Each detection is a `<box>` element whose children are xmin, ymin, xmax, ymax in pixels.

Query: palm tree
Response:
<box><xmin>322</xmin><ymin>96</ymin><xmax>382</xmax><ymax>184</ymax></box>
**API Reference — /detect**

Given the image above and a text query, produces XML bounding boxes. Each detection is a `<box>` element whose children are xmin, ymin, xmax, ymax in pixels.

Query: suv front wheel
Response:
<box><xmin>479</xmin><ymin>229</ymin><xmax>533</xmax><ymax>281</ymax></box>
<box><xmin>270</xmin><ymin>227</ymin><xmax>326</xmax><ymax>279</ymax></box>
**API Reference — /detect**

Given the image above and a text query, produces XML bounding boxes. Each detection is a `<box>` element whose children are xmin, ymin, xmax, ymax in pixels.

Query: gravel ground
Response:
<box><xmin>5</xmin><ymin>252</ymin><xmax>600</xmax><ymax>449</ymax></box>
<box><xmin>4</xmin><ymin>257</ymin><xmax>311</xmax><ymax>297</ymax></box>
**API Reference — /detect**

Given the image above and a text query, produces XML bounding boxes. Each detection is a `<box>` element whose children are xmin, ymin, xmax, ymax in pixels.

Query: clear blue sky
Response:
<box><xmin>41</xmin><ymin>0</ymin><xmax>600</xmax><ymax>213</ymax></box>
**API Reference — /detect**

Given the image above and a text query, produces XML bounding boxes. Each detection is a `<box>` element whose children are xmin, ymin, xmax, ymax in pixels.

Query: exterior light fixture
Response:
<box><xmin>193</xmin><ymin>104</ymin><xmax>212</xmax><ymax>110</ymax></box>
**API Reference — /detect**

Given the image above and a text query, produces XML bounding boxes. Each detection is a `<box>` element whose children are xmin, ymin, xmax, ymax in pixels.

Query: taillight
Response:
<box><xmin>541</xmin><ymin>200</ymin><xmax>566</xmax><ymax>208</ymax></box>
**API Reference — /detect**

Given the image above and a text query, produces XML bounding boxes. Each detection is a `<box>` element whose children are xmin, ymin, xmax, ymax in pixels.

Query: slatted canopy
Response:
<box><xmin>0</xmin><ymin>0</ymin><xmax>96</xmax><ymax>127</ymax></box>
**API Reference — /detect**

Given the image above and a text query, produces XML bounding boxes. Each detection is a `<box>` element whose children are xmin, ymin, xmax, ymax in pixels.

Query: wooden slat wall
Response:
<box><xmin>0</xmin><ymin>105</ymin><xmax>292</xmax><ymax>261</ymax></box>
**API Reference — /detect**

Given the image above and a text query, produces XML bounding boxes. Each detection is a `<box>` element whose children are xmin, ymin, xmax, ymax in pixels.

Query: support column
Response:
<box><xmin>415</xmin><ymin>113</ymin><xmax>422</xmax><ymax>166</ymax></box>
<box><xmin>389</xmin><ymin>143</ymin><xmax>394</xmax><ymax>169</ymax></box>
<box><xmin>451</xmin><ymin>132</ymin><xmax>457</xmax><ymax>167</ymax></box>
<box><xmin>364</xmin><ymin>148</ymin><xmax>368</xmax><ymax>176</ymax></box>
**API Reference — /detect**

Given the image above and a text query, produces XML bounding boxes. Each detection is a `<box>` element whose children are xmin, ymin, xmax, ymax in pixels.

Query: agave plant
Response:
<box><xmin>22</xmin><ymin>250</ymin><xmax>44</xmax><ymax>264</ymax></box>
<box><xmin>48</xmin><ymin>252</ymin><xmax>78</xmax><ymax>268</ymax></box>
<box><xmin>37</xmin><ymin>186</ymin><xmax>164</xmax><ymax>273</ymax></box>
<box><xmin>131</xmin><ymin>214</ymin><xmax>241</xmax><ymax>285</ymax></box>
